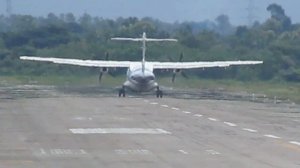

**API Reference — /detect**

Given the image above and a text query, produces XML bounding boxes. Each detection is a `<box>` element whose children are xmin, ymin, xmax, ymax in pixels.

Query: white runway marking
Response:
<box><xmin>206</xmin><ymin>149</ymin><xmax>221</xmax><ymax>155</ymax></box>
<box><xmin>171</xmin><ymin>107</ymin><xmax>180</xmax><ymax>111</ymax></box>
<box><xmin>72</xmin><ymin>117</ymin><xmax>92</xmax><ymax>121</ymax></box>
<box><xmin>264</xmin><ymin>134</ymin><xmax>281</xmax><ymax>139</ymax></box>
<box><xmin>70</xmin><ymin>128</ymin><xmax>171</xmax><ymax>134</ymax></box>
<box><xmin>242</xmin><ymin>128</ymin><xmax>258</xmax><ymax>133</ymax></box>
<box><xmin>143</xmin><ymin>100</ymin><xmax>149</xmax><ymax>102</ymax></box>
<box><xmin>194</xmin><ymin>114</ymin><xmax>203</xmax><ymax>117</ymax></box>
<box><xmin>208</xmin><ymin>118</ymin><xmax>218</xmax><ymax>121</ymax></box>
<box><xmin>150</xmin><ymin>102</ymin><xmax>158</xmax><ymax>105</ymax></box>
<box><xmin>115</xmin><ymin>149</ymin><xmax>151</xmax><ymax>155</ymax></box>
<box><xmin>182</xmin><ymin>111</ymin><xmax>191</xmax><ymax>114</ymax></box>
<box><xmin>161</xmin><ymin>105</ymin><xmax>169</xmax><ymax>108</ymax></box>
<box><xmin>36</xmin><ymin>148</ymin><xmax>87</xmax><ymax>156</ymax></box>
<box><xmin>178</xmin><ymin>150</ymin><xmax>188</xmax><ymax>154</ymax></box>
<box><xmin>289</xmin><ymin>141</ymin><xmax>300</xmax><ymax>146</ymax></box>
<box><xmin>40</xmin><ymin>149</ymin><xmax>46</xmax><ymax>155</ymax></box>
<box><xmin>224</xmin><ymin>122</ymin><xmax>237</xmax><ymax>127</ymax></box>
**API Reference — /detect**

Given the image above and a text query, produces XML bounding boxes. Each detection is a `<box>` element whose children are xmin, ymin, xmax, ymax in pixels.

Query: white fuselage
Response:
<box><xmin>123</xmin><ymin>63</ymin><xmax>158</xmax><ymax>92</ymax></box>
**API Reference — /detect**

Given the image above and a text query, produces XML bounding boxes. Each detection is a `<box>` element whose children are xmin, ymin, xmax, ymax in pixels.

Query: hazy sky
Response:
<box><xmin>1</xmin><ymin>0</ymin><xmax>300</xmax><ymax>25</ymax></box>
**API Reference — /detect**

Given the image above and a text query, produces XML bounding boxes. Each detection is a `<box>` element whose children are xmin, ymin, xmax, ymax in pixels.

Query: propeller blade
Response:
<box><xmin>108</xmin><ymin>70</ymin><xmax>116</xmax><ymax>77</ymax></box>
<box><xmin>105</xmin><ymin>52</ymin><xmax>109</xmax><ymax>60</ymax></box>
<box><xmin>99</xmin><ymin>72</ymin><xmax>103</xmax><ymax>83</ymax></box>
<box><xmin>172</xmin><ymin>72</ymin><xmax>176</xmax><ymax>83</ymax></box>
<box><xmin>179</xmin><ymin>52</ymin><xmax>183</xmax><ymax>62</ymax></box>
<box><xmin>181</xmin><ymin>71</ymin><xmax>189</xmax><ymax>79</ymax></box>
<box><xmin>168</xmin><ymin>55</ymin><xmax>174</xmax><ymax>62</ymax></box>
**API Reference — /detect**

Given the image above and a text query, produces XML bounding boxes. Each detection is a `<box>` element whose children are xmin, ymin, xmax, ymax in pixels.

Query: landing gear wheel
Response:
<box><xmin>159</xmin><ymin>90</ymin><xmax>163</xmax><ymax>98</ymax></box>
<box><xmin>119</xmin><ymin>88</ymin><xmax>125</xmax><ymax>97</ymax></box>
<box><xmin>156</xmin><ymin>90</ymin><xmax>163</xmax><ymax>98</ymax></box>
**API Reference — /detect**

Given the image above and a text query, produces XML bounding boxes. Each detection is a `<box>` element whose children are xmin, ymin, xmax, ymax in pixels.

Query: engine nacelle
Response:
<box><xmin>101</xmin><ymin>67</ymin><xmax>109</xmax><ymax>73</ymax></box>
<box><xmin>173</xmin><ymin>69</ymin><xmax>181</xmax><ymax>73</ymax></box>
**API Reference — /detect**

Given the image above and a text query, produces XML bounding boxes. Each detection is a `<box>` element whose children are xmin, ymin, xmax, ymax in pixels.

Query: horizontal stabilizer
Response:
<box><xmin>111</xmin><ymin>37</ymin><xmax>177</xmax><ymax>42</ymax></box>
<box><xmin>111</xmin><ymin>32</ymin><xmax>177</xmax><ymax>43</ymax></box>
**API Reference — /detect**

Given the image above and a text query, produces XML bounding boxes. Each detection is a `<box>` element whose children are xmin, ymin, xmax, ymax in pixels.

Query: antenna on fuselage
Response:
<box><xmin>111</xmin><ymin>32</ymin><xmax>177</xmax><ymax>73</ymax></box>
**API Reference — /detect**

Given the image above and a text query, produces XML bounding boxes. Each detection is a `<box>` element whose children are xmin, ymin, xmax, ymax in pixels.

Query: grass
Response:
<box><xmin>1</xmin><ymin>75</ymin><xmax>299</xmax><ymax>103</ymax></box>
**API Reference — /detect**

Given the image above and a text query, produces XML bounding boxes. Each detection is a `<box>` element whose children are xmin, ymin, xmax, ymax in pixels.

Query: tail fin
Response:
<box><xmin>111</xmin><ymin>32</ymin><xmax>177</xmax><ymax>73</ymax></box>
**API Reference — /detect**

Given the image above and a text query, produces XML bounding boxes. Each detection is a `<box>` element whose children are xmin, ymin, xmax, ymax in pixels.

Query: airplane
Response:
<box><xmin>20</xmin><ymin>32</ymin><xmax>263</xmax><ymax>98</ymax></box>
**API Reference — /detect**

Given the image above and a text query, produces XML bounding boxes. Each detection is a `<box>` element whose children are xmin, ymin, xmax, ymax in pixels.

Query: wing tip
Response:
<box><xmin>20</xmin><ymin>56</ymin><xmax>29</xmax><ymax>60</ymax></box>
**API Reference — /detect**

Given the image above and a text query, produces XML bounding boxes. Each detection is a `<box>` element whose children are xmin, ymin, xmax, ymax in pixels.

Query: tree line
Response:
<box><xmin>0</xmin><ymin>3</ymin><xmax>299</xmax><ymax>82</ymax></box>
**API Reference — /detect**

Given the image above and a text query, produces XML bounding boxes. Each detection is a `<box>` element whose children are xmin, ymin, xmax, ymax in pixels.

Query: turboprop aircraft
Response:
<box><xmin>20</xmin><ymin>32</ymin><xmax>263</xmax><ymax>98</ymax></box>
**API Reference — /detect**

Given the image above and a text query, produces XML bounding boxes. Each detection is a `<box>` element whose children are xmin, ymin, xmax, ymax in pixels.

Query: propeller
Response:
<box><xmin>99</xmin><ymin>52</ymin><xmax>109</xmax><ymax>83</ymax></box>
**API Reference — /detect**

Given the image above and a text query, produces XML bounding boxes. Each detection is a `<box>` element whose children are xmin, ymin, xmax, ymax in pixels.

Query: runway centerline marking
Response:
<box><xmin>69</xmin><ymin>128</ymin><xmax>171</xmax><ymax>134</ymax></box>
<box><xmin>264</xmin><ymin>134</ymin><xmax>281</xmax><ymax>139</ymax></box>
<box><xmin>224</xmin><ymin>122</ymin><xmax>237</xmax><ymax>127</ymax></box>
<box><xmin>178</xmin><ymin>150</ymin><xmax>188</xmax><ymax>154</ymax></box>
<box><xmin>182</xmin><ymin>111</ymin><xmax>191</xmax><ymax>114</ymax></box>
<box><xmin>171</xmin><ymin>107</ymin><xmax>180</xmax><ymax>111</ymax></box>
<box><xmin>289</xmin><ymin>141</ymin><xmax>300</xmax><ymax>146</ymax></box>
<box><xmin>194</xmin><ymin>114</ymin><xmax>203</xmax><ymax>117</ymax></box>
<box><xmin>242</xmin><ymin>128</ymin><xmax>258</xmax><ymax>133</ymax></box>
<box><xmin>208</xmin><ymin>118</ymin><xmax>218</xmax><ymax>121</ymax></box>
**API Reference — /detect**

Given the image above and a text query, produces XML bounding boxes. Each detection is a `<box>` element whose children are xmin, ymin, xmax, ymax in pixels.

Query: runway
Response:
<box><xmin>0</xmin><ymin>86</ymin><xmax>299</xmax><ymax>167</ymax></box>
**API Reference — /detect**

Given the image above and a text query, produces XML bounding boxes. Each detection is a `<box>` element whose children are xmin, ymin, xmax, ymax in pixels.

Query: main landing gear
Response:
<box><xmin>118</xmin><ymin>86</ymin><xmax>126</xmax><ymax>97</ymax></box>
<box><xmin>156</xmin><ymin>87</ymin><xmax>163</xmax><ymax>98</ymax></box>
<box><xmin>118</xmin><ymin>86</ymin><xmax>163</xmax><ymax>98</ymax></box>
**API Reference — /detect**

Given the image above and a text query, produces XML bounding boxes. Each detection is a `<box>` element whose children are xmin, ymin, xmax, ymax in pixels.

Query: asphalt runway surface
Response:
<box><xmin>0</xmin><ymin>85</ymin><xmax>299</xmax><ymax>168</ymax></box>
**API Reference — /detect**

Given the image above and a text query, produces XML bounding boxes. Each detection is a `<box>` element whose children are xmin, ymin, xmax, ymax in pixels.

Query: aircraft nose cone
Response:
<box><xmin>131</xmin><ymin>74</ymin><xmax>154</xmax><ymax>83</ymax></box>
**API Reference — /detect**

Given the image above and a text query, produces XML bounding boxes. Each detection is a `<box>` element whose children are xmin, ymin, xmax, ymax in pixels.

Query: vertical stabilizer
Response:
<box><xmin>141</xmin><ymin>32</ymin><xmax>146</xmax><ymax>73</ymax></box>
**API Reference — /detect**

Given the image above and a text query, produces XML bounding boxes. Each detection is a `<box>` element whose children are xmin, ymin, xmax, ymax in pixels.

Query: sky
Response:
<box><xmin>1</xmin><ymin>0</ymin><xmax>300</xmax><ymax>25</ymax></box>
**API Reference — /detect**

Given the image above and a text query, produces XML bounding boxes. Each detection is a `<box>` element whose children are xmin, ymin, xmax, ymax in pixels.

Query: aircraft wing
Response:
<box><xmin>20</xmin><ymin>56</ymin><xmax>263</xmax><ymax>69</ymax></box>
<box><xmin>150</xmin><ymin>61</ymin><xmax>263</xmax><ymax>69</ymax></box>
<box><xmin>20</xmin><ymin>56</ymin><xmax>133</xmax><ymax>68</ymax></box>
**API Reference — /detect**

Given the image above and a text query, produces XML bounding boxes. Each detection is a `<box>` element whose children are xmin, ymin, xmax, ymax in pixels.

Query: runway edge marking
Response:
<box><xmin>242</xmin><ymin>128</ymin><xmax>258</xmax><ymax>133</ymax></box>
<box><xmin>178</xmin><ymin>150</ymin><xmax>189</xmax><ymax>155</ymax></box>
<box><xmin>264</xmin><ymin>134</ymin><xmax>281</xmax><ymax>139</ymax></box>
<box><xmin>206</xmin><ymin>149</ymin><xmax>221</xmax><ymax>155</ymax></box>
<box><xmin>208</xmin><ymin>118</ymin><xmax>218</xmax><ymax>121</ymax></box>
<box><xmin>182</xmin><ymin>111</ymin><xmax>191</xmax><ymax>114</ymax></box>
<box><xmin>194</xmin><ymin>114</ymin><xmax>203</xmax><ymax>117</ymax></box>
<box><xmin>289</xmin><ymin>141</ymin><xmax>300</xmax><ymax>146</ymax></box>
<box><xmin>150</xmin><ymin>102</ymin><xmax>158</xmax><ymax>105</ymax></box>
<box><xmin>224</xmin><ymin>122</ymin><xmax>237</xmax><ymax>127</ymax></box>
